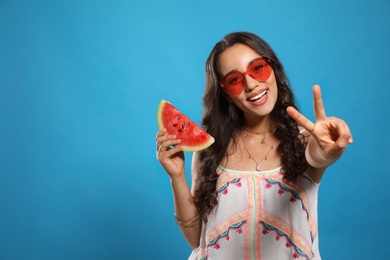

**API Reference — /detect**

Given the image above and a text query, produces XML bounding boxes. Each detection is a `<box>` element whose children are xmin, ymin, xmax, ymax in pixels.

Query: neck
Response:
<box><xmin>243</xmin><ymin>117</ymin><xmax>275</xmax><ymax>134</ymax></box>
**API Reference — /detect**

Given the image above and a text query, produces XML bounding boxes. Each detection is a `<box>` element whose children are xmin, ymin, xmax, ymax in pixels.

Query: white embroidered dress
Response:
<box><xmin>188</xmin><ymin>166</ymin><xmax>321</xmax><ymax>260</ymax></box>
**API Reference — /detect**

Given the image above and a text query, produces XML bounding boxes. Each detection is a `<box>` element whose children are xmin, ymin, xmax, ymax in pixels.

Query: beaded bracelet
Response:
<box><xmin>174</xmin><ymin>214</ymin><xmax>200</xmax><ymax>228</ymax></box>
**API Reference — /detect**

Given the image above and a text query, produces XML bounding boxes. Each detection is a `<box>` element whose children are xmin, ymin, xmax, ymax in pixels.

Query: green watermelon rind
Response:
<box><xmin>157</xmin><ymin>100</ymin><xmax>215</xmax><ymax>152</ymax></box>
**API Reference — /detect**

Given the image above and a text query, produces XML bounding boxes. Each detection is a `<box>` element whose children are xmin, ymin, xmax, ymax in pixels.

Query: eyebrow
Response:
<box><xmin>222</xmin><ymin>57</ymin><xmax>264</xmax><ymax>78</ymax></box>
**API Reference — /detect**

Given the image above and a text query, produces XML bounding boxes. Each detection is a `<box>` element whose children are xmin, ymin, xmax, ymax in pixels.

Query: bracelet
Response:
<box><xmin>174</xmin><ymin>213</ymin><xmax>200</xmax><ymax>228</ymax></box>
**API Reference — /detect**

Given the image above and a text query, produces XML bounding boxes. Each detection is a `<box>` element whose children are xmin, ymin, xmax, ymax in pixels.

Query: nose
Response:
<box><xmin>244</xmin><ymin>74</ymin><xmax>258</xmax><ymax>91</ymax></box>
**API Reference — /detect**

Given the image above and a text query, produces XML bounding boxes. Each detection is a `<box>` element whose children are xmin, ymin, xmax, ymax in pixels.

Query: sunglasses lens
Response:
<box><xmin>248</xmin><ymin>59</ymin><xmax>272</xmax><ymax>81</ymax></box>
<box><xmin>221</xmin><ymin>58</ymin><xmax>272</xmax><ymax>96</ymax></box>
<box><xmin>221</xmin><ymin>72</ymin><xmax>244</xmax><ymax>95</ymax></box>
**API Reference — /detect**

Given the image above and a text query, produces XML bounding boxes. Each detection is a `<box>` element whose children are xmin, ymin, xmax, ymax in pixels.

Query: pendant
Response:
<box><xmin>261</xmin><ymin>140</ymin><xmax>265</xmax><ymax>144</ymax></box>
<box><xmin>255</xmin><ymin>165</ymin><xmax>261</xmax><ymax>171</ymax></box>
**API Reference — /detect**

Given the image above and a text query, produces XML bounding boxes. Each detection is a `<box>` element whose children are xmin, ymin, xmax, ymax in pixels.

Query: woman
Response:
<box><xmin>156</xmin><ymin>32</ymin><xmax>352</xmax><ymax>259</ymax></box>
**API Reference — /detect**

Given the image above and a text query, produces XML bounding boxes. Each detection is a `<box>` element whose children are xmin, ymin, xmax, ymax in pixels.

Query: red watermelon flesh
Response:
<box><xmin>157</xmin><ymin>100</ymin><xmax>214</xmax><ymax>152</ymax></box>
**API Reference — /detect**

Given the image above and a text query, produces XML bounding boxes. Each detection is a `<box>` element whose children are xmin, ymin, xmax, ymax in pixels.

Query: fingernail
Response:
<box><xmin>343</xmin><ymin>135</ymin><xmax>353</xmax><ymax>143</ymax></box>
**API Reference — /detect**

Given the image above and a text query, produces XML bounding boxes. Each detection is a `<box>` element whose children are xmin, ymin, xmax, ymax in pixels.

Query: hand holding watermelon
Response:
<box><xmin>156</xmin><ymin>128</ymin><xmax>186</xmax><ymax>179</ymax></box>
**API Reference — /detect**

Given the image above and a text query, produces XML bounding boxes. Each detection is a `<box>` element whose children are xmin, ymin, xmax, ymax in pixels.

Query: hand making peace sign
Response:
<box><xmin>287</xmin><ymin>85</ymin><xmax>353</xmax><ymax>168</ymax></box>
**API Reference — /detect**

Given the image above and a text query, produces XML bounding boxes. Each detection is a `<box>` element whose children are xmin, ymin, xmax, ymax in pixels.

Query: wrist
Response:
<box><xmin>170</xmin><ymin>171</ymin><xmax>187</xmax><ymax>184</ymax></box>
<box><xmin>305</xmin><ymin>139</ymin><xmax>339</xmax><ymax>168</ymax></box>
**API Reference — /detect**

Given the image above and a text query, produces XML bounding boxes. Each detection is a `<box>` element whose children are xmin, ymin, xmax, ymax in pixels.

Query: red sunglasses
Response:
<box><xmin>220</xmin><ymin>58</ymin><xmax>272</xmax><ymax>96</ymax></box>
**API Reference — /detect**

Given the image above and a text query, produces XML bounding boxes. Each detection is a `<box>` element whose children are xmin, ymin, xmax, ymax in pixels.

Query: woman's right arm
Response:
<box><xmin>156</xmin><ymin>129</ymin><xmax>201</xmax><ymax>248</ymax></box>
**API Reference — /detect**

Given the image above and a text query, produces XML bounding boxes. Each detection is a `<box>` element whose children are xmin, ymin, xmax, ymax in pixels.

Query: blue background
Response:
<box><xmin>1</xmin><ymin>0</ymin><xmax>389</xmax><ymax>259</ymax></box>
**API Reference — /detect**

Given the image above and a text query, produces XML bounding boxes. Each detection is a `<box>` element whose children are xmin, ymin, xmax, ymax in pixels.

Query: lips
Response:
<box><xmin>247</xmin><ymin>89</ymin><xmax>268</xmax><ymax>102</ymax></box>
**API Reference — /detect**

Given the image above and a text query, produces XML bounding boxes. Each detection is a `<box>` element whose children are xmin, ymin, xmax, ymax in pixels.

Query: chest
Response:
<box><xmin>220</xmin><ymin>138</ymin><xmax>282</xmax><ymax>172</ymax></box>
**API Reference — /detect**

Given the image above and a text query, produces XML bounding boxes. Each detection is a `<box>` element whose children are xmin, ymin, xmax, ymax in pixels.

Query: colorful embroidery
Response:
<box><xmin>264</xmin><ymin>177</ymin><xmax>318</xmax><ymax>242</ymax></box>
<box><xmin>196</xmin><ymin>248</ymin><xmax>208</xmax><ymax>260</ymax></box>
<box><xmin>206</xmin><ymin>219</ymin><xmax>247</xmax><ymax>249</ymax></box>
<box><xmin>265</xmin><ymin>178</ymin><xmax>310</xmax><ymax>219</ymax></box>
<box><xmin>216</xmin><ymin>178</ymin><xmax>242</xmax><ymax>195</ymax></box>
<box><xmin>261</xmin><ymin>212</ymin><xmax>315</xmax><ymax>259</ymax></box>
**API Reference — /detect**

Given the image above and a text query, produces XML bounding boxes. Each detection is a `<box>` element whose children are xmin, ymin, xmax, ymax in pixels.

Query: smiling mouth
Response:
<box><xmin>248</xmin><ymin>90</ymin><xmax>267</xmax><ymax>102</ymax></box>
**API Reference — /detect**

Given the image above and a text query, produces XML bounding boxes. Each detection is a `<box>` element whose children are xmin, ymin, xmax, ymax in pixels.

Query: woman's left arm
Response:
<box><xmin>287</xmin><ymin>85</ymin><xmax>353</xmax><ymax>183</ymax></box>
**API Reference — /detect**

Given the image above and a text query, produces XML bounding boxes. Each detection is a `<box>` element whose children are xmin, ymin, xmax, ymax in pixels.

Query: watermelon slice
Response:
<box><xmin>157</xmin><ymin>100</ymin><xmax>215</xmax><ymax>152</ymax></box>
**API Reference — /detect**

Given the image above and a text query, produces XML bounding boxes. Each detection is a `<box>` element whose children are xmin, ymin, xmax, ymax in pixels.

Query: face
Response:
<box><xmin>217</xmin><ymin>44</ymin><xmax>278</xmax><ymax>120</ymax></box>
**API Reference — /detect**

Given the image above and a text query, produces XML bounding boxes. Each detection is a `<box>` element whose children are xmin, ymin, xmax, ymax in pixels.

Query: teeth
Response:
<box><xmin>249</xmin><ymin>90</ymin><xmax>267</xmax><ymax>101</ymax></box>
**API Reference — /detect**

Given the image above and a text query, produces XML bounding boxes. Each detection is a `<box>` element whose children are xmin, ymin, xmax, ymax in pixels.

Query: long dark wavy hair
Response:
<box><xmin>194</xmin><ymin>32</ymin><xmax>308</xmax><ymax>222</ymax></box>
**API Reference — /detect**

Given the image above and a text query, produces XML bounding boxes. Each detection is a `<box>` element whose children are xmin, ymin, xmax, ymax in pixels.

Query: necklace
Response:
<box><xmin>244</xmin><ymin>128</ymin><xmax>275</xmax><ymax>135</ymax></box>
<box><xmin>243</xmin><ymin>132</ymin><xmax>273</xmax><ymax>144</ymax></box>
<box><xmin>243</xmin><ymin>128</ymin><xmax>275</xmax><ymax>144</ymax></box>
<box><xmin>242</xmin><ymin>134</ymin><xmax>275</xmax><ymax>171</ymax></box>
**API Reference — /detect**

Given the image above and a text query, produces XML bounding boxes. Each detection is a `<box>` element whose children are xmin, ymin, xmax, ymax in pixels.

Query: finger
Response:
<box><xmin>329</xmin><ymin>134</ymin><xmax>351</xmax><ymax>155</ymax></box>
<box><xmin>156</xmin><ymin>133</ymin><xmax>176</xmax><ymax>151</ymax></box>
<box><xmin>313</xmin><ymin>85</ymin><xmax>327</xmax><ymax>121</ymax></box>
<box><xmin>287</xmin><ymin>106</ymin><xmax>316</xmax><ymax>133</ymax></box>
<box><xmin>328</xmin><ymin>118</ymin><xmax>353</xmax><ymax>144</ymax></box>
<box><xmin>163</xmin><ymin>144</ymin><xmax>183</xmax><ymax>158</ymax></box>
<box><xmin>158</xmin><ymin>138</ymin><xmax>181</xmax><ymax>154</ymax></box>
<box><xmin>155</xmin><ymin>128</ymin><xmax>167</xmax><ymax>140</ymax></box>
<box><xmin>157</xmin><ymin>141</ymin><xmax>183</xmax><ymax>161</ymax></box>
